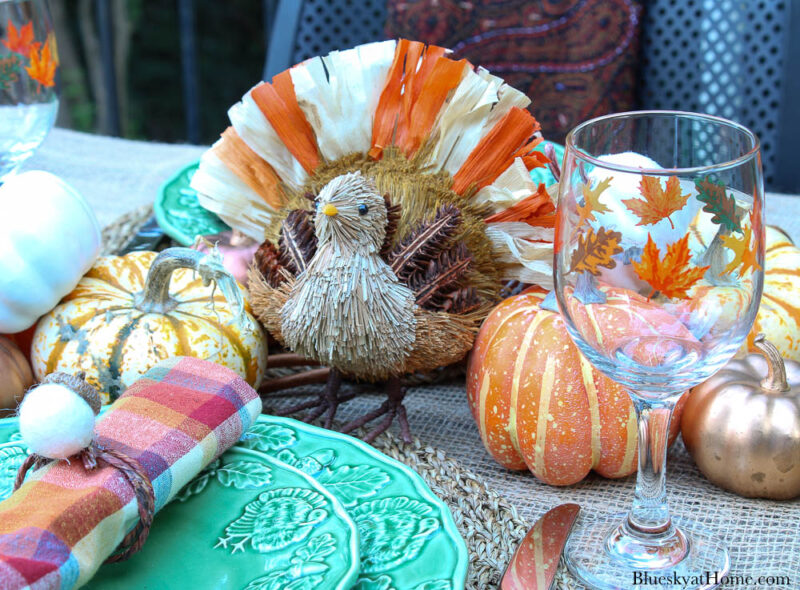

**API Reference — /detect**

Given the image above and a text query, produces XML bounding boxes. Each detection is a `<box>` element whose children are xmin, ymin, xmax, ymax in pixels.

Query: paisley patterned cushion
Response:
<box><xmin>386</xmin><ymin>0</ymin><xmax>643</xmax><ymax>142</ymax></box>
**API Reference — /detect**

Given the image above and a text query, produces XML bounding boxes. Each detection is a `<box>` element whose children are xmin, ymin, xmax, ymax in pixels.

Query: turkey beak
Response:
<box><xmin>322</xmin><ymin>204</ymin><xmax>338</xmax><ymax>217</ymax></box>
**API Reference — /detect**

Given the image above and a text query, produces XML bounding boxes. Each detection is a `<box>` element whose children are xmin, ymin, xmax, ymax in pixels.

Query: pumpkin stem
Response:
<box><xmin>136</xmin><ymin>247</ymin><xmax>245</xmax><ymax>320</ymax></box>
<box><xmin>754</xmin><ymin>333</ymin><xmax>791</xmax><ymax>393</ymax></box>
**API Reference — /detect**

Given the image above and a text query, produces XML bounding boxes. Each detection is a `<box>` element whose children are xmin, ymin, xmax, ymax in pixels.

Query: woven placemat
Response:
<box><xmin>101</xmin><ymin>207</ymin><xmax>560</xmax><ymax>589</ymax></box>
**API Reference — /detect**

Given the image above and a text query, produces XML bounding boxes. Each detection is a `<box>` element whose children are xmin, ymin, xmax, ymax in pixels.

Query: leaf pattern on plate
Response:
<box><xmin>215</xmin><ymin>487</ymin><xmax>329</xmax><ymax>554</ymax></box>
<box><xmin>275</xmin><ymin>447</ymin><xmax>336</xmax><ymax>477</ymax></box>
<box><xmin>240</xmin><ymin>423</ymin><xmax>297</xmax><ymax>452</ymax></box>
<box><xmin>243</xmin><ymin>533</ymin><xmax>337</xmax><ymax>589</ymax></box>
<box><xmin>0</xmin><ymin>444</ymin><xmax>28</xmax><ymax>500</ymax></box>
<box><xmin>216</xmin><ymin>460</ymin><xmax>273</xmax><ymax>489</ymax></box>
<box><xmin>316</xmin><ymin>465</ymin><xmax>391</xmax><ymax>508</ymax></box>
<box><xmin>352</xmin><ymin>496</ymin><xmax>441</xmax><ymax>573</ymax></box>
<box><xmin>353</xmin><ymin>576</ymin><xmax>453</xmax><ymax>590</ymax></box>
<box><xmin>174</xmin><ymin>459</ymin><xmax>221</xmax><ymax>503</ymax></box>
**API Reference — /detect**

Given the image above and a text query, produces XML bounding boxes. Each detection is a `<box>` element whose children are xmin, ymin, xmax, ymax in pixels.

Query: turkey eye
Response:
<box><xmin>358</xmin><ymin>204</ymin><xmax>369</xmax><ymax>215</ymax></box>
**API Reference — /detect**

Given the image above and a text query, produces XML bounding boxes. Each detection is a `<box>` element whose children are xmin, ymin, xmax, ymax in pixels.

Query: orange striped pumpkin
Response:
<box><xmin>746</xmin><ymin>226</ymin><xmax>800</xmax><ymax>361</ymax></box>
<box><xmin>466</xmin><ymin>289</ymin><xmax>684</xmax><ymax>485</ymax></box>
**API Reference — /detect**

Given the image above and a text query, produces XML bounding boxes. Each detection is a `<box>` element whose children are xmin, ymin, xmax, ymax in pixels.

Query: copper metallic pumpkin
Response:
<box><xmin>682</xmin><ymin>335</ymin><xmax>800</xmax><ymax>499</ymax></box>
<box><xmin>31</xmin><ymin>248</ymin><xmax>267</xmax><ymax>403</ymax></box>
<box><xmin>466</xmin><ymin>289</ymin><xmax>684</xmax><ymax>486</ymax></box>
<box><xmin>0</xmin><ymin>335</ymin><xmax>34</xmax><ymax>415</ymax></box>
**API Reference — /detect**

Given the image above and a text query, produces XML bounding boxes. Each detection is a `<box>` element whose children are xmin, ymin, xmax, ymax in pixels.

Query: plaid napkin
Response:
<box><xmin>0</xmin><ymin>357</ymin><xmax>262</xmax><ymax>590</ymax></box>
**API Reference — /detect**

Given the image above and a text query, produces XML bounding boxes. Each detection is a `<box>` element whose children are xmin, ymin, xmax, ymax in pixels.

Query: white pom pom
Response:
<box><xmin>18</xmin><ymin>383</ymin><xmax>96</xmax><ymax>459</ymax></box>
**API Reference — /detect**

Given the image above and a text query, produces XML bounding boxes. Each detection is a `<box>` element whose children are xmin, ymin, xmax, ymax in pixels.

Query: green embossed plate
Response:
<box><xmin>0</xmin><ymin>439</ymin><xmax>360</xmax><ymax>590</ymax></box>
<box><xmin>239</xmin><ymin>416</ymin><xmax>469</xmax><ymax>590</ymax></box>
<box><xmin>155</xmin><ymin>160</ymin><xmax>229</xmax><ymax>245</ymax></box>
<box><xmin>0</xmin><ymin>415</ymin><xmax>468</xmax><ymax>589</ymax></box>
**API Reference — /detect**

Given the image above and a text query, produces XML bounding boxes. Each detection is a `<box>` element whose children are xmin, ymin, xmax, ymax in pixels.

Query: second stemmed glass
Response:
<box><xmin>554</xmin><ymin>111</ymin><xmax>764</xmax><ymax>589</ymax></box>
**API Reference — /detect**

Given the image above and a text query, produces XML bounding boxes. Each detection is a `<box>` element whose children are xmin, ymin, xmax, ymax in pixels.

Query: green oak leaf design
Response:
<box><xmin>353</xmin><ymin>575</ymin><xmax>395</xmax><ymax>590</ymax></box>
<box><xmin>695</xmin><ymin>178</ymin><xmax>743</xmax><ymax>233</ymax></box>
<box><xmin>291</xmin><ymin>532</ymin><xmax>336</xmax><ymax>563</ymax></box>
<box><xmin>216</xmin><ymin>460</ymin><xmax>272</xmax><ymax>489</ymax></box>
<box><xmin>240</xmin><ymin>423</ymin><xmax>297</xmax><ymax>452</ymax></box>
<box><xmin>316</xmin><ymin>465</ymin><xmax>391</xmax><ymax>508</ymax></box>
<box><xmin>353</xmin><ymin>577</ymin><xmax>453</xmax><ymax>590</ymax></box>
<box><xmin>0</xmin><ymin>445</ymin><xmax>28</xmax><ymax>500</ymax></box>
<box><xmin>174</xmin><ymin>459</ymin><xmax>221</xmax><ymax>503</ymax></box>
<box><xmin>243</xmin><ymin>567</ymin><xmax>327</xmax><ymax>590</ymax></box>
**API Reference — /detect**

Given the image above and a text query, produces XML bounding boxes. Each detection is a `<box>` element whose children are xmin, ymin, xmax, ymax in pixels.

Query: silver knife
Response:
<box><xmin>500</xmin><ymin>503</ymin><xmax>580</xmax><ymax>590</ymax></box>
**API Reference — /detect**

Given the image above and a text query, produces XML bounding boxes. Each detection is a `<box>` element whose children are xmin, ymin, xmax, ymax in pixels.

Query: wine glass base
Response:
<box><xmin>564</xmin><ymin>513</ymin><xmax>729</xmax><ymax>590</ymax></box>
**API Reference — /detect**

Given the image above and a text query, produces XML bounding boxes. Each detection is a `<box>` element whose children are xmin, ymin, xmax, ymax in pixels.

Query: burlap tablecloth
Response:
<box><xmin>24</xmin><ymin>129</ymin><xmax>800</xmax><ymax>588</ymax></box>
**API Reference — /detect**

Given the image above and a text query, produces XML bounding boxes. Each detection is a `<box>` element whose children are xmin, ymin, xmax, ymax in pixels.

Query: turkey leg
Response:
<box><xmin>341</xmin><ymin>378</ymin><xmax>412</xmax><ymax>444</ymax></box>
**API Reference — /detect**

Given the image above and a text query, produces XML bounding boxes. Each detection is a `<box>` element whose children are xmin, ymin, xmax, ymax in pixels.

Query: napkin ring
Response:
<box><xmin>13</xmin><ymin>372</ymin><xmax>156</xmax><ymax>563</ymax></box>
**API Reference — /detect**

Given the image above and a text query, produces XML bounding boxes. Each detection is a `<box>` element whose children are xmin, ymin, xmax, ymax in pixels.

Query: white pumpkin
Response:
<box><xmin>0</xmin><ymin>171</ymin><xmax>101</xmax><ymax>332</ymax></box>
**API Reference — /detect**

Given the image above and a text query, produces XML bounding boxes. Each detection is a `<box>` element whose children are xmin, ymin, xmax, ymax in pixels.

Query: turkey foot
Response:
<box><xmin>271</xmin><ymin>368</ymin><xmax>354</xmax><ymax>429</ymax></box>
<box><xmin>341</xmin><ymin>379</ymin><xmax>412</xmax><ymax>444</ymax></box>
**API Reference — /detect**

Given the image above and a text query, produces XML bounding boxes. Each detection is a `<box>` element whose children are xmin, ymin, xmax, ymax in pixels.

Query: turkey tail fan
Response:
<box><xmin>192</xmin><ymin>38</ymin><xmax>559</xmax><ymax>294</ymax></box>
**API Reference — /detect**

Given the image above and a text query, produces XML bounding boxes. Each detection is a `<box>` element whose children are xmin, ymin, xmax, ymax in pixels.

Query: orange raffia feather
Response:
<box><xmin>370</xmin><ymin>40</ymin><xmax>453</xmax><ymax>160</ymax></box>
<box><xmin>485</xmin><ymin>183</ymin><xmax>555</xmax><ymax>226</ymax></box>
<box><xmin>397</xmin><ymin>57</ymin><xmax>468</xmax><ymax>156</ymax></box>
<box><xmin>213</xmin><ymin>127</ymin><xmax>286</xmax><ymax>210</ymax></box>
<box><xmin>251</xmin><ymin>71</ymin><xmax>320</xmax><ymax>174</ymax></box>
<box><xmin>452</xmin><ymin>107</ymin><xmax>544</xmax><ymax>195</ymax></box>
<box><xmin>632</xmin><ymin>233</ymin><xmax>709</xmax><ymax>300</ymax></box>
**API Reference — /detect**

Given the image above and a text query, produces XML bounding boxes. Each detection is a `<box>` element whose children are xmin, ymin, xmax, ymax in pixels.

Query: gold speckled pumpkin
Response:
<box><xmin>31</xmin><ymin>248</ymin><xmax>267</xmax><ymax>403</ymax></box>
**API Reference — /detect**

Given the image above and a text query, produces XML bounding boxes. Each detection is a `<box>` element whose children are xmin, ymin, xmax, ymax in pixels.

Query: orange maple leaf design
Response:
<box><xmin>569</xmin><ymin>226</ymin><xmax>623</xmax><ymax>276</ymax></box>
<box><xmin>26</xmin><ymin>41</ymin><xmax>56</xmax><ymax>88</ymax></box>
<box><xmin>632</xmin><ymin>233</ymin><xmax>709</xmax><ymax>300</ymax></box>
<box><xmin>721</xmin><ymin>211</ymin><xmax>762</xmax><ymax>276</ymax></box>
<box><xmin>622</xmin><ymin>176</ymin><xmax>689</xmax><ymax>229</ymax></box>
<box><xmin>576</xmin><ymin>177</ymin><xmax>612</xmax><ymax>226</ymax></box>
<box><xmin>3</xmin><ymin>20</ymin><xmax>34</xmax><ymax>54</ymax></box>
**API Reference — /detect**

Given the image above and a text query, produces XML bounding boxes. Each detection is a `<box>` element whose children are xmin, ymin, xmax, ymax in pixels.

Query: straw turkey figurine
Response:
<box><xmin>191</xmin><ymin>39</ymin><xmax>557</xmax><ymax>442</ymax></box>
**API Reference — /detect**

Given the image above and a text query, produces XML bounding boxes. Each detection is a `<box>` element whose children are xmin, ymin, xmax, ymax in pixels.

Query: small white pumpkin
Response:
<box><xmin>0</xmin><ymin>171</ymin><xmax>101</xmax><ymax>332</ymax></box>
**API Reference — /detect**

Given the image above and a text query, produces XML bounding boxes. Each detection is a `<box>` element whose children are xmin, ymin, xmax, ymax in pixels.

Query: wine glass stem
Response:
<box><xmin>627</xmin><ymin>395</ymin><xmax>676</xmax><ymax>535</ymax></box>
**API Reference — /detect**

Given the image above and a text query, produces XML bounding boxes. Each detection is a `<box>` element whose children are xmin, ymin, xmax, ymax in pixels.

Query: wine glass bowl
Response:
<box><xmin>554</xmin><ymin>111</ymin><xmax>764</xmax><ymax>589</ymax></box>
<box><xmin>0</xmin><ymin>0</ymin><xmax>59</xmax><ymax>181</ymax></box>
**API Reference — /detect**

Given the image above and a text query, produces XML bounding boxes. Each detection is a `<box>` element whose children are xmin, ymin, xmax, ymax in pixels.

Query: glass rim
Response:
<box><xmin>564</xmin><ymin>110</ymin><xmax>761</xmax><ymax>176</ymax></box>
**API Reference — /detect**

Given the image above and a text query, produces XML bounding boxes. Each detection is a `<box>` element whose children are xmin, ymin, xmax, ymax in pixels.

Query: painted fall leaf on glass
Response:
<box><xmin>26</xmin><ymin>41</ymin><xmax>55</xmax><ymax>87</ymax></box>
<box><xmin>2</xmin><ymin>20</ymin><xmax>34</xmax><ymax>54</ymax></box>
<box><xmin>721</xmin><ymin>211</ymin><xmax>761</xmax><ymax>276</ymax></box>
<box><xmin>1</xmin><ymin>20</ymin><xmax>57</xmax><ymax>90</ymax></box>
<box><xmin>576</xmin><ymin>177</ymin><xmax>612</xmax><ymax>226</ymax></box>
<box><xmin>622</xmin><ymin>175</ymin><xmax>689</xmax><ymax>229</ymax></box>
<box><xmin>569</xmin><ymin>226</ymin><xmax>623</xmax><ymax>275</ymax></box>
<box><xmin>695</xmin><ymin>178</ymin><xmax>742</xmax><ymax>233</ymax></box>
<box><xmin>632</xmin><ymin>234</ymin><xmax>709</xmax><ymax>300</ymax></box>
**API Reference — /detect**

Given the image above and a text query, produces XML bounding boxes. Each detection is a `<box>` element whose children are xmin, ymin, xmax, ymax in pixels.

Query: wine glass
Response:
<box><xmin>0</xmin><ymin>0</ymin><xmax>58</xmax><ymax>181</ymax></box>
<box><xmin>554</xmin><ymin>111</ymin><xmax>764</xmax><ymax>589</ymax></box>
